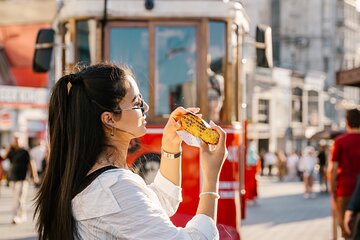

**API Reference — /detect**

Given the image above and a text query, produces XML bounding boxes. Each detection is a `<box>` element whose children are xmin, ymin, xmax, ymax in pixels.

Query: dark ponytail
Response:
<box><xmin>35</xmin><ymin>63</ymin><xmax>129</xmax><ymax>240</ymax></box>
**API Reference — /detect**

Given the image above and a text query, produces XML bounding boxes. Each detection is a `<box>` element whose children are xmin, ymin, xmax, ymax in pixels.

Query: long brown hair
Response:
<box><xmin>35</xmin><ymin>63</ymin><xmax>130</xmax><ymax>240</ymax></box>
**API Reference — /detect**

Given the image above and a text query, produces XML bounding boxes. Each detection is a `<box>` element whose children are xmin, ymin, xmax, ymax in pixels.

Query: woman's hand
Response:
<box><xmin>162</xmin><ymin>107</ymin><xmax>200</xmax><ymax>153</ymax></box>
<box><xmin>199</xmin><ymin>124</ymin><xmax>228</xmax><ymax>184</ymax></box>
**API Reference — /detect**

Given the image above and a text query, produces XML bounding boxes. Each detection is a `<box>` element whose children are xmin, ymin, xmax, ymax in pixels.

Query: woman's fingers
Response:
<box><xmin>166</xmin><ymin>106</ymin><xmax>200</xmax><ymax>133</ymax></box>
<box><xmin>171</xmin><ymin>107</ymin><xmax>200</xmax><ymax>119</ymax></box>
<box><xmin>199</xmin><ymin>140</ymin><xmax>210</xmax><ymax>153</ymax></box>
<box><xmin>170</xmin><ymin>107</ymin><xmax>187</xmax><ymax>118</ymax></box>
<box><xmin>212</xmin><ymin>124</ymin><xmax>226</xmax><ymax>147</ymax></box>
<box><xmin>186</xmin><ymin>107</ymin><xmax>200</xmax><ymax>114</ymax></box>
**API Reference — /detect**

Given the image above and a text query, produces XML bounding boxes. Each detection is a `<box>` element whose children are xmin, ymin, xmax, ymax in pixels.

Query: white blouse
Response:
<box><xmin>72</xmin><ymin>168</ymin><xmax>219</xmax><ymax>240</ymax></box>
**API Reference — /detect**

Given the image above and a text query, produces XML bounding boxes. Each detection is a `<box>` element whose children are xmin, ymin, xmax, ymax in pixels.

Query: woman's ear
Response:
<box><xmin>101</xmin><ymin>111</ymin><xmax>114</xmax><ymax>127</ymax></box>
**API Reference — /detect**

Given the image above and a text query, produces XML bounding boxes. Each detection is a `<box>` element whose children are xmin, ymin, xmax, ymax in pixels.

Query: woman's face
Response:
<box><xmin>114</xmin><ymin>75</ymin><xmax>149</xmax><ymax>138</ymax></box>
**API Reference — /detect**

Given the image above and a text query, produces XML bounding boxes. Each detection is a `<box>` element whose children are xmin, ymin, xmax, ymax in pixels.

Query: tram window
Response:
<box><xmin>109</xmin><ymin>27</ymin><xmax>149</xmax><ymax>102</ymax></box>
<box><xmin>155</xmin><ymin>26</ymin><xmax>197</xmax><ymax>117</ymax></box>
<box><xmin>208</xmin><ymin>22</ymin><xmax>225</xmax><ymax>123</ymax></box>
<box><xmin>76</xmin><ymin>21</ymin><xmax>91</xmax><ymax>65</ymax></box>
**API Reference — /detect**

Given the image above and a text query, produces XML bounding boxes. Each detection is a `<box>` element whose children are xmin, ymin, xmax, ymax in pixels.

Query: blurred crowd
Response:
<box><xmin>255</xmin><ymin>144</ymin><xmax>328</xmax><ymax>198</ymax></box>
<box><xmin>0</xmin><ymin>136</ymin><xmax>48</xmax><ymax>224</ymax></box>
<box><xmin>247</xmin><ymin>108</ymin><xmax>360</xmax><ymax>239</ymax></box>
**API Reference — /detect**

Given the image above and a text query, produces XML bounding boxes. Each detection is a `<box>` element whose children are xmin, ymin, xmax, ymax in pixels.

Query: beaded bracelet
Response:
<box><xmin>199</xmin><ymin>192</ymin><xmax>220</xmax><ymax>199</ymax></box>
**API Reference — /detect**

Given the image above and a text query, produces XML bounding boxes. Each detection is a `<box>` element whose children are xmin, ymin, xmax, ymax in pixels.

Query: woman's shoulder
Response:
<box><xmin>97</xmin><ymin>168</ymin><xmax>146</xmax><ymax>187</ymax></box>
<box><xmin>84</xmin><ymin>168</ymin><xmax>149</xmax><ymax>200</ymax></box>
<box><xmin>72</xmin><ymin>168</ymin><xmax>146</xmax><ymax>221</ymax></box>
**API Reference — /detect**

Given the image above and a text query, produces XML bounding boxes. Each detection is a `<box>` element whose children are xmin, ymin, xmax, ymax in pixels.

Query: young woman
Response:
<box><xmin>35</xmin><ymin>63</ymin><xmax>228</xmax><ymax>240</ymax></box>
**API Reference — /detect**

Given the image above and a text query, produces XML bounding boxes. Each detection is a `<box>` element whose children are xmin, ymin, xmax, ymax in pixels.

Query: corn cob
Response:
<box><xmin>180</xmin><ymin>113</ymin><xmax>220</xmax><ymax>145</ymax></box>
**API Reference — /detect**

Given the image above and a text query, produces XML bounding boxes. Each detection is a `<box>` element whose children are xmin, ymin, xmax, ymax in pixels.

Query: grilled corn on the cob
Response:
<box><xmin>180</xmin><ymin>113</ymin><xmax>220</xmax><ymax>145</ymax></box>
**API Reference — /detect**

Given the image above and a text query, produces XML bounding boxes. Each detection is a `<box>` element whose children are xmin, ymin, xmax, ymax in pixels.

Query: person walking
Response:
<box><xmin>246</xmin><ymin>141</ymin><xmax>259</xmax><ymax>202</ymax></box>
<box><xmin>0</xmin><ymin>145</ymin><xmax>9</xmax><ymax>184</ymax></box>
<box><xmin>259</xmin><ymin>149</ymin><xmax>266</xmax><ymax>176</ymax></box>
<box><xmin>317</xmin><ymin>144</ymin><xmax>328</xmax><ymax>193</ymax></box>
<box><xmin>0</xmin><ymin>145</ymin><xmax>7</xmax><ymax>196</ymax></box>
<box><xmin>264</xmin><ymin>151</ymin><xmax>277</xmax><ymax>176</ymax></box>
<box><xmin>35</xmin><ymin>63</ymin><xmax>228</xmax><ymax>240</ymax></box>
<box><xmin>298</xmin><ymin>146</ymin><xmax>318</xmax><ymax>199</ymax></box>
<box><xmin>276</xmin><ymin>150</ymin><xmax>287</xmax><ymax>182</ymax></box>
<box><xmin>287</xmin><ymin>151</ymin><xmax>299</xmax><ymax>181</ymax></box>
<box><xmin>0</xmin><ymin>145</ymin><xmax>7</xmax><ymax>182</ymax></box>
<box><xmin>3</xmin><ymin>135</ymin><xmax>39</xmax><ymax>224</ymax></box>
<box><xmin>328</xmin><ymin>108</ymin><xmax>360</xmax><ymax>239</ymax></box>
<box><xmin>29</xmin><ymin>140</ymin><xmax>46</xmax><ymax>186</ymax></box>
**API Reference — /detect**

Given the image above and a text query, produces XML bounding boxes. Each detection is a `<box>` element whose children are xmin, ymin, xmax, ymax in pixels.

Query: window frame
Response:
<box><xmin>65</xmin><ymin>18</ymin><xmax>238</xmax><ymax>125</ymax></box>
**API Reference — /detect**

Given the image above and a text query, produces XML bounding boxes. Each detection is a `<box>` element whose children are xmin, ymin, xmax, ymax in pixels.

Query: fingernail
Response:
<box><xmin>209</xmin><ymin>120</ymin><xmax>215</xmax><ymax>126</ymax></box>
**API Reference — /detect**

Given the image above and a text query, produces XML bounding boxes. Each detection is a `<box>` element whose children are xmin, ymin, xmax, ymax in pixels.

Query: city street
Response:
<box><xmin>0</xmin><ymin>184</ymin><xmax>37</xmax><ymax>240</ymax></box>
<box><xmin>242</xmin><ymin>176</ymin><xmax>336</xmax><ymax>240</ymax></box>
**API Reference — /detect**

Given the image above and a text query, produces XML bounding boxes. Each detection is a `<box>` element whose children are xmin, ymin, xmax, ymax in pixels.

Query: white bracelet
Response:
<box><xmin>199</xmin><ymin>192</ymin><xmax>220</xmax><ymax>199</ymax></box>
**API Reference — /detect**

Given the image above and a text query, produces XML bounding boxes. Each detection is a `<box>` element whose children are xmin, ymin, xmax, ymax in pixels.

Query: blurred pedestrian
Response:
<box><xmin>295</xmin><ymin>150</ymin><xmax>305</xmax><ymax>181</ymax></box>
<box><xmin>0</xmin><ymin>145</ymin><xmax>6</xmax><ymax>182</ymax></box>
<box><xmin>328</xmin><ymin>108</ymin><xmax>360</xmax><ymax>239</ymax></box>
<box><xmin>259</xmin><ymin>149</ymin><xmax>266</xmax><ymax>176</ymax></box>
<box><xmin>317</xmin><ymin>144</ymin><xmax>328</xmax><ymax>193</ymax></box>
<box><xmin>3</xmin><ymin>135</ymin><xmax>39</xmax><ymax>224</ymax></box>
<box><xmin>264</xmin><ymin>151</ymin><xmax>277</xmax><ymax>176</ymax></box>
<box><xmin>276</xmin><ymin>150</ymin><xmax>287</xmax><ymax>182</ymax></box>
<box><xmin>287</xmin><ymin>151</ymin><xmax>299</xmax><ymax>181</ymax></box>
<box><xmin>29</xmin><ymin>140</ymin><xmax>46</xmax><ymax>186</ymax></box>
<box><xmin>35</xmin><ymin>64</ymin><xmax>228</xmax><ymax>239</ymax></box>
<box><xmin>344</xmin><ymin>175</ymin><xmax>360</xmax><ymax>239</ymax></box>
<box><xmin>246</xmin><ymin>141</ymin><xmax>259</xmax><ymax>202</ymax></box>
<box><xmin>0</xmin><ymin>145</ymin><xmax>6</xmax><ymax>196</ymax></box>
<box><xmin>298</xmin><ymin>146</ymin><xmax>318</xmax><ymax>199</ymax></box>
<box><xmin>0</xmin><ymin>145</ymin><xmax>10</xmax><ymax>187</ymax></box>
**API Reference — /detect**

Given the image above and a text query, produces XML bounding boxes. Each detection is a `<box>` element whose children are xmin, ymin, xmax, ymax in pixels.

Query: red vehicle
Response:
<box><xmin>33</xmin><ymin>0</ymin><xmax>251</xmax><ymax>238</ymax></box>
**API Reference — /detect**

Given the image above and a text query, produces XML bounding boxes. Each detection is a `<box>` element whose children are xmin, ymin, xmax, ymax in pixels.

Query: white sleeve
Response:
<box><xmin>102</xmin><ymin>174</ymin><xmax>219</xmax><ymax>240</ymax></box>
<box><xmin>148</xmin><ymin>170</ymin><xmax>182</xmax><ymax>217</ymax></box>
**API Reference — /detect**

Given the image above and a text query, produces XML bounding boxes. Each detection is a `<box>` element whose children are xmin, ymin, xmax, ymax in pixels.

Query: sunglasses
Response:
<box><xmin>92</xmin><ymin>95</ymin><xmax>146</xmax><ymax>115</ymax></box>
<box><xmin>114</xmin><ymin>97</ymin><xmax>145</xmax><ymax>115</ymax></box>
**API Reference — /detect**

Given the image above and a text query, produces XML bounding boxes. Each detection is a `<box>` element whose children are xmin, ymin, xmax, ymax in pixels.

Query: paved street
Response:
<box><xmin>242</xmin><ymin>176</ymin><xmax>337</xmax><ymax>240</ymax></box>
<box><xmin>0</xmin><ymin>184</ymin><xmax>37</xmax><ymax>240</ymax></box>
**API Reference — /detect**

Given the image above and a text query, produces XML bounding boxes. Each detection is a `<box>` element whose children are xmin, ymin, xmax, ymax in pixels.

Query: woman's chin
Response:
<box><xmin>133</xmin><ymin>127</ymin><xmax>146</xmax><ymax>138</ymax></box>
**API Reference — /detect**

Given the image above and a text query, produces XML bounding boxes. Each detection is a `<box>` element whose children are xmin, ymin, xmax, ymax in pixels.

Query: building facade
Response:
<box><xmin>273</xmin><ymin>0</ymin><xmax>360</xmax><ymax>124</ymax></box>
<box><xmin>242</xmin><ymin>0</ymin><xmax>360</xmax><ymax>154</ymax></box>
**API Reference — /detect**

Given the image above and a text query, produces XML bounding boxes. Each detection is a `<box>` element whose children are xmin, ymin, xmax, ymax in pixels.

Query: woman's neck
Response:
<box><xmin>89</xmin><ymin>137</ymin><xmax>130</xmax><ymax>175</ymax></box>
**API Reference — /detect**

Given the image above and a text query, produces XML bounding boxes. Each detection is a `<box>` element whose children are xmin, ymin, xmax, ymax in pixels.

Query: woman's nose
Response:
<box><xmin>143</xmin><ymin>101</ymin><xmax>149</xmax><ymax>114</ymax></box>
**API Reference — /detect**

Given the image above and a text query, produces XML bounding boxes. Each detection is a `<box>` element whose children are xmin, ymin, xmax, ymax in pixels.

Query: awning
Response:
<box><xmin>310</xmin><ymin>129</ymin><xmax>345</xmax><ymax>140</ymax></box>
<box><xmin>336</xmin><ymin>67</ymin><xmax>360</xmax><ymax>87</ymax></box>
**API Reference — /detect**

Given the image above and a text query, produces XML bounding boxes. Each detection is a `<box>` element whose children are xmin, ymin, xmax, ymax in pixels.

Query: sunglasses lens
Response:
<box><xmin>140</xmin><ymin>99</ymin><xmax>145</xmax><ymax>114</ymax></box>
